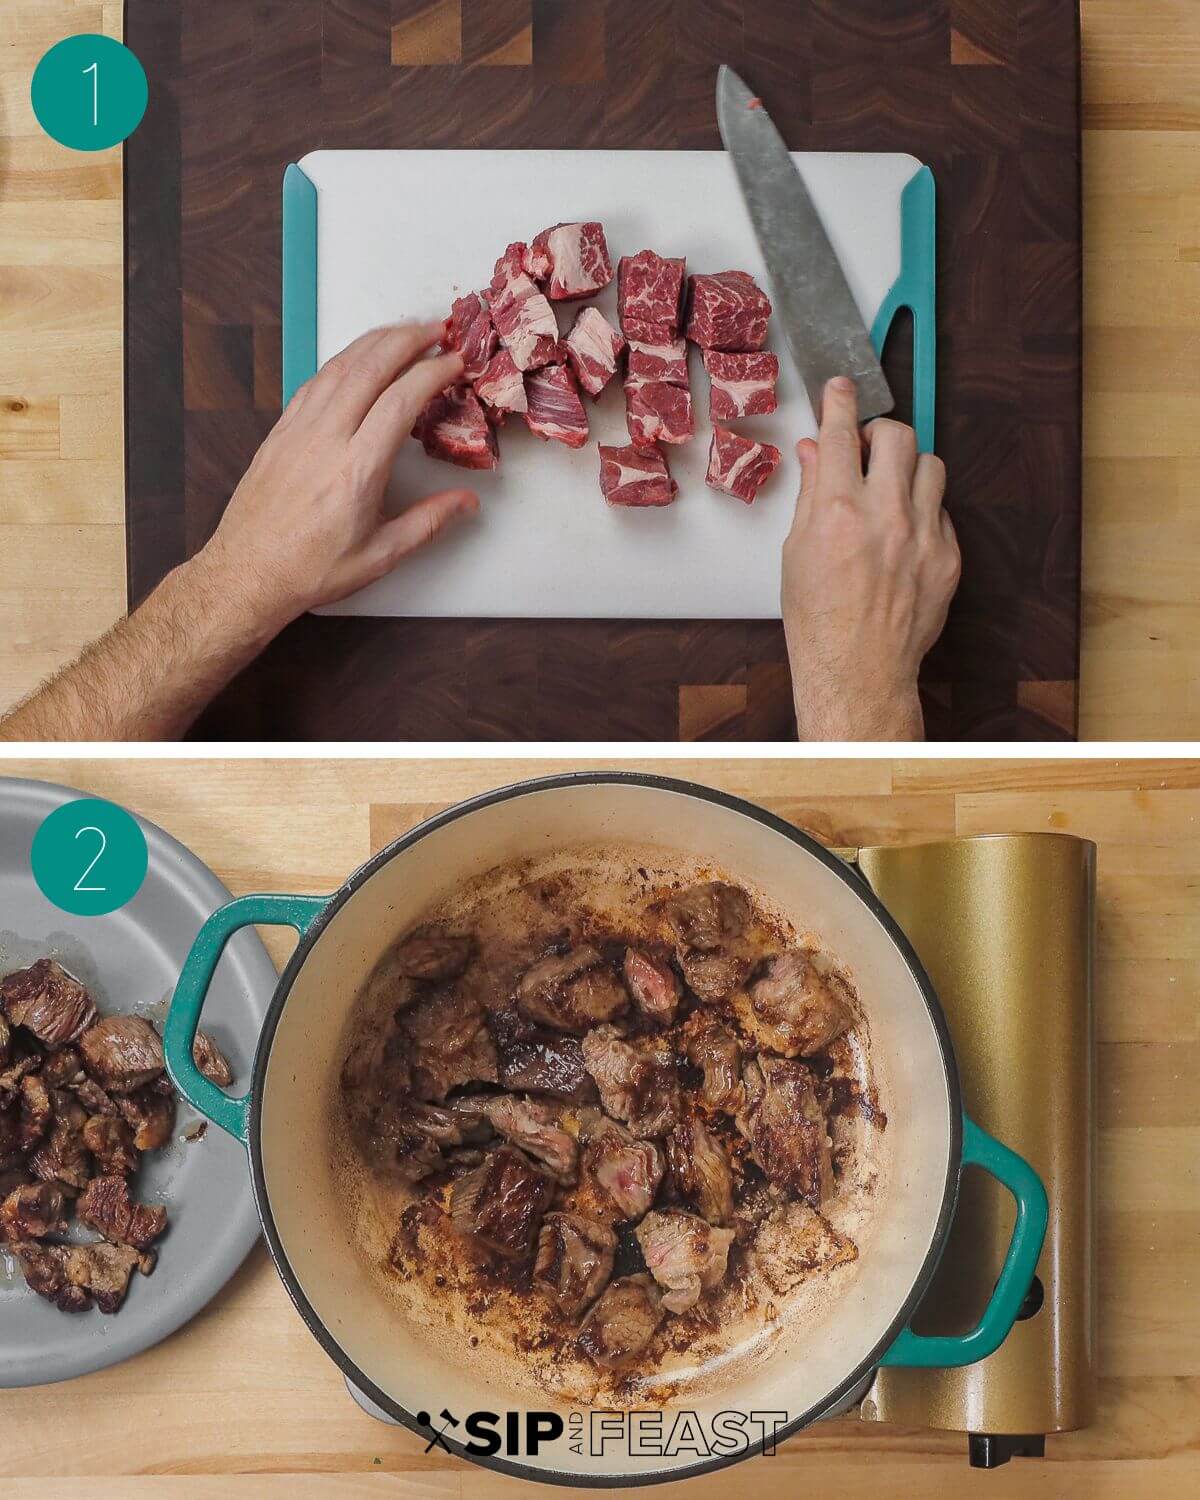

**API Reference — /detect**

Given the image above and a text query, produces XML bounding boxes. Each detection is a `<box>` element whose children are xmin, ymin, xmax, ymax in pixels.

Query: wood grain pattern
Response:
<box><xmin>118</xmin><ymin>0</ymin><xmax>1082</xmax><ymax>741</ymax></box>
<box><xmin>0</xmin><ymin>753</ymin><xmax>1195</xmax><ymax>1493</ymax></box>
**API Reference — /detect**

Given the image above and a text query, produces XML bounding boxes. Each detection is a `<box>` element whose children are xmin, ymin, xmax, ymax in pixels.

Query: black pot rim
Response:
<box><xmin>247</xmin><ymin>771</ymin><xmax>964</xmax><ymax>1488</ymax></box>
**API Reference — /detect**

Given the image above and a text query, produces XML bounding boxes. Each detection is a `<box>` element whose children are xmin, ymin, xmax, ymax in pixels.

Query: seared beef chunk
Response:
<box><xmin>0</xmin><ymin>1053</ymin><xmax>42</xmax><ymax>1107</ymax></box>
<box><xmin>665</xmin><ymin>883</ymin><xmax>750</xmax><ymax>952</ymax></box>
<box><xmin>18</xmin><ymin>1072</ymin><xmax>51</xmax><ymax>1151</ymax></box>
<box><xmin>0</xmin><ymin>1011</ymin><xmax>9</xmax><ymax>1066</ymax></box>
<box><xmin>79</xmin><ymin>1015</ymin><xmax>164</xmax><ymax>1094</ymax></box>
<box><xmin>581</xmin><ymin>1025</ymin><xmax>679</xmax><ymax>1137</ymax></box>
<box><xmin>449</xmin><ymin>1145</ymin><xmax>555</xmax><ymax>1261</ymax></box>
<box><xmin>517</xmin><ymin>947</ymin><xmax>629</xmax><ymax>1034</ymax></box>
<box><xmin>40</xmin><ymin>1045</ymin><xmax>83</xmax><ymax>1089</ymax></box>
<box><xmin>746</xmin><ymin>951</ymin><xmax>853</xmax><ymax>1056</ymax></box>
<box><xmin>489</xmin><ymin>1006</ymin><xmax>599</xmax><ymax>1104</ymax></box>
<box><xmin>679</xmin><ymin>948</ymin><xmax>751</xmax><ymax>1003</ymax></box>
<box><xmin>365</xmin><ymin>1100</ymin><xmax>490</xmax><ymax>1185</ymax></box>
<box><xmin>535</xmin><ymin>1211</ymin><xmax>617</xmax><ymax>1317</ymax></box>
<box><xmin>1</xmin><ymin>1182</ymin><xmax>66</xmax><ymax>1239</ymax></box>
<box><xmin>0</xmin><ymin>960</ymin><xmax>97</xmax><ymax>1050</ymax></box>
<box><xmin>682</xmin><ymin>1013</ymin><xmax>743</xmax><ymax>1114</ymax></box>
<box><xmin>578</xmin><ymin>1274</ymin><xmax>664</xmax><ymax>1368</ymax></box>
<box><xmin>0</xmin><ymin>1104</ymin><xmax>22</xmax><ymax>1170</ymax></box>
<box><xmin>478</xmin><ymin>1094</ymin><xmax>578</xmax><ymax>1183</ymax></box>
<box><xmin>737</xmin><ymin>1058</ymin><xmax>833</xmax><ymax>1207</ymax></box>
<box><xmin>192</xmin><ymin>1030</ymin><xmax>234</xmax><ymax>1088</ymax></box>
<box><xmin>29</xmin><ymin>1090</ymin><xmax>91</xmax><ymax>1192</ymax></box>
<box><xmin>394</xmin><ymin>928</ymin><xmax>474</xmax><ymax>982</ymax></box>
<box><xmin>340</xmin><ymin>1026</ymin><xmax>411</xmax><ymax>1105</ymax></box>
<box><xmin>666</xmin><ymin>1114</ymin><xmax>734</xmax><ymax>1225</ymax></box>
<box><xmin>71</xmin><ymin>1075</ymin><xmax>118</xmax><ymax>1116</ymax></box>
<box><xmin>623</xmin><ymin>948</ymin><xmax>681</xmax><ymax>1024</ymax></box>
<box><xmin>82</xmin><ymin>1115</ymin><xmax>139</xmax><ymax>1177</ymax></box>
<box><xmin>636</xmin><ymin>1209</ymin><xmax>735</xmax><ymax>1313</ymax></box>
<box><xmin>400</xmin><ymin>991</ymin><xmax>498</xmax><ymax>1102</ymax></box>
<box><xmin>77</xmin><ymin>1173</ymin><xmax>167</xmax><ymax>1249</ymax></box>
<box><xmin>116</xmin><ymin>1085</ymin><xmax>176</xmax><ymax>1150</ymax></box>
<box><xmin>582</xmin><ymin>1116</ymin><xmax>664</xmax><ymax>1222</ymax></box>
<box><xmin>12</xmin><ymin>1241</ymin><xmax>92</xmax><ymax>1312</ymax></box>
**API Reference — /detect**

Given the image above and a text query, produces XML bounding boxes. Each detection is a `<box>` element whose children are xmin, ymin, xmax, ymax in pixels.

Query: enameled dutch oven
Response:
<box><xmin>164</xmin><ymin>774</ymin><xmax>1047</xmax><ymax>1487</ymax></box>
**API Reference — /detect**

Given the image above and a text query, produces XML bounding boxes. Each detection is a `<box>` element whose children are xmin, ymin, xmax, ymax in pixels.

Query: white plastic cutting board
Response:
<box><xmin>302</xmin><ymin>149</ymin><xmax>918</xmax><ymax>619</ymax></box>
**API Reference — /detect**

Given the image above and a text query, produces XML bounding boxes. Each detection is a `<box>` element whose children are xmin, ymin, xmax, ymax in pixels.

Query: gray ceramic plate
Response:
<box><xmin>0</xmin><ymin>777</ymin><xmax>277</xmax><ymax>1387</ymax></box>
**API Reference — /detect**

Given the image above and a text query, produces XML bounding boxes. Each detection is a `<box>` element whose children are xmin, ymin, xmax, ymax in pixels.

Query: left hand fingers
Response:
<box><xmin>307</xmin><ymin>320</ymin><xmax>446</xmax><ymax>431</ymax></box>
<box><xmin>352</xmin><ymin>350</ymin><xmax>467</xmax><ymax>475</ymax></box>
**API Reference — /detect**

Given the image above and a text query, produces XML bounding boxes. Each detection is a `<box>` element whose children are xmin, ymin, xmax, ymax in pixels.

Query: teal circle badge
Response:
<box><xmin>31</xmin><ymin>34</ymin><xmax>148</xmax><ymax>152</ymax></box>
<box><xmin>31</xmin><ymin>799</ymin><xmax>149</xmax><ymax>917</ymax></box>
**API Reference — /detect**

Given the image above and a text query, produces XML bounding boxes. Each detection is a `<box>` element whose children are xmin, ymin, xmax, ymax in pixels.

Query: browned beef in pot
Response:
<box><xmin>192</xmin><ymin>1030</ymin><xmax>234</xmax><ymax>1087</ymax></box>
<box><xmin>400</xmin><ymin>991</ymin><xmax>498</xmax><ymax>1102</ymax></box>
<box><xmin>0</xmin><ymin>960</ymin><xmax>97</xmax><ymax>1050</ymax></box>
<box><xmin>79</xmin><ymin>1015</ymin><xmax>164</xmax><ymax>1093</ymax></box>
<box><xmin>517</xmin><ymin>947</ymin><xmax>630</xmax><ymax>1035</ymax></box>
<box><xmin>679</xmin><ymin>948</ymin><xmax>752</xmax><ymax>1003</ymax></box>
<box><xmin>489</xmin><ymin>1006</ymin><xmax>599</xmax><ymax>1103</ymax></box>
<box><xmin>82</xmin><ymin>1115</ymin><xmax>139</xmax><ymax>1177</ymax></box>
<box><xmin>746</xmin><ymin>951</ymin><xmax>853</xmax><ymax>1056</ymax></box>
<box><xmin>1</xmin><ymin>1182</ymin><xmax>66</xmax><ymax>1239</ymax></box>
<box><xmin>29</xmin><ymin>1089</ymin><xmax>91</xmax><ymax>1192</ymax></box>
<box><xmin>0</xmin><ymin>1053</ymin><xmax>41</xmax><ymax>1108</ymax></box>
<box><xmin>666</xmin><ymin>1113</ymin><xmax>734</xmax><ymax>1225</ymax></box>
<box><xmin>736</xmin><ymin>1057</ymin><xmax>833</xmax><ymax>1206</ymax></box>
<box><xmin>664</xmin><ymin>882</ymin><xmax>751</xmax><ymax>952</ymax></box>
<box><xmin>622</xmin><ymin>948</ymin><xmax>681</xmax><ymax>1024</ymax></box>
<box><xmin>393</xmin><ymin>928</ymin><xmax>474</xmax><ymax>981</ymax></box>
<box><xmin>635</xmin><ymin>1208</ymin><xmax>735</xmax><ymax>1313</ymax></box>
<box><xmin>18</xmin><ymin>1072</ymin><xmax>51</xmax><ymax>1151</ymax></box>
<box><xmin>40</xmin><ymin>1045</ymin><xmax>83</xmax><ymax>1089</ymax></box>
<box><xmin>577</xmin><ymin>1274</ymin><xmax>664</xmax><ymax>1368</ymax></box>
<box><xmin>449</xmin><ymin>1144</ymin><xmax>555</xmax><ymax>1260</ymax></box>
<box><xmin>581</xmin><ymin>1025</ymin><xmax>679</xmax><ymax>1137</ymax></box>
<box><xmin>362</xmin><ymin>1099</ymin><xmax>490</xmax><ymax>1185</ymax></box>
<box><xmin>534</xmin><ymin>1211</ymin><xmax>617</xmax><ymax>1317</ymax></box>
<box><xmin>477</xmin><ymin>1093</ymin><xmax>578</xmax><ymax>1183</ymax></box>
<box><xmin>77</xmin><ymin>1173</ymin><xmax>167</xmax><ymax>1249</ymax></box>
<box><xmin>581</xmin><ymin>1116</ymin><xmax>664</xmax><ymax>1223</ymax></box>
<box><xmin>681</xmin><ymin>1013</ymin><xmax>743</xmax><ymax>1114</ymax></box>
<box><xmin>115</xmin><ymin>1085</ymin><xmax>176</xmax><ymax>1150</ymax></box>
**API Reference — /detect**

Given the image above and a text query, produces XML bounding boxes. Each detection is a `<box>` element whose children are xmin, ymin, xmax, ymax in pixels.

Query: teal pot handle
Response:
<box><xmin>163</xmin><ymin>893</ymin><xmax>327</xmax><ymax>1146</ymax></box>
<box><xmin>878</xmin><ymin>1114</ymin><xmax>1049</xmax><ymax>1369</ymax></box>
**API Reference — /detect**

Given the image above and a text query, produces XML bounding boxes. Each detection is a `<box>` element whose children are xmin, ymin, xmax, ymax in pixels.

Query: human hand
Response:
<box><xmin>193</xmin><ymin>322</ymin><xmax>479</xmax><ymax>635</ymax></box>
<box><xmin>781</xmin><ymin>376</ymin><xmax>960</xmax><ymax>741</ymax></box>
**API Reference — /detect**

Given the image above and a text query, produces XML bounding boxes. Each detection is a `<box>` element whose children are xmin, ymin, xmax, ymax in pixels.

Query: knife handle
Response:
<box><xmin>870</xmin><ymin>165</ymin><xmax>936</xmax><ymax>455</ymax></box>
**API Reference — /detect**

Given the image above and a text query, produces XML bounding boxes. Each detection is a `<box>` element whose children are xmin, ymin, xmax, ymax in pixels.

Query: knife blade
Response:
<box><xmin>716</xmin><ymin>65</ymin><xmax>893</xmax><ymax>423</ymax></box>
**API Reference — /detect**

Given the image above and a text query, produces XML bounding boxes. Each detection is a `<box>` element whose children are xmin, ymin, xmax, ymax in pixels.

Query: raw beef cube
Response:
<box><xmin>706</xmin><ymin>424</ymin><xmax>781</xmax><ymax>503</ymax></box>
<box><xmin>617</xmin><ymin>251</ymin><xmax>686</xmax><ymax>340</ymax></box>
<box><xmin>412</xmin><ymin>385</ymin><xmax>499</xmax><ymax>470</ymax></box>
<box><xmin>703</xmin><ymin>349</ymin><xmax>779</xmax><ymax>419</ymax></box>
<box><xmin>529</xmin><ymin>222</ymin><xmax>615</xmax><ymax>301</ymax></box>
<box><xmin>598</xmin><ymin>445</ymin><xmax>678</xmax><ymax>508</ymax></box>
<box><xmin>564</xmin><ymin>307</ymin><xmax>625</xmax><ymax>397</ymax></box>
<box><xmin>686</xmin><ymin>271</ymin><xmax>772</xmax><ymax>351</ymax></box>
<box><xmin>488</xmin><ymin>245</ymin><xmax>561</xmax><ymax>371</ymax></box>
<box><xmin>474</xmin><ymin>348</ymin><xmax>527</xmax><ymax>419</ymax></box>
<box><xmin>627</xmin><ymin>335</ymin><xmax>689</xmax><ymax>387</ymax></box>
<box><xmin>442</xmin><ymin>292</ymin><xmax>497</xmax><ymax>382</ymax></box>
<box><xmin>624</xmin><ymin>378</ymin><xmax>694</xmax><ymax>449</ymax></box>
<box><xmin>525</xmin><ymin>364</ymin><xmax>589</xmax><ymax>448</ymax></box>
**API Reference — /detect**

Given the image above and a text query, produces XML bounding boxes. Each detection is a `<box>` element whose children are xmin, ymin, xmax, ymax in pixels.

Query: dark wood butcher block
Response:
<box><xmin>124</xmin><ymin>0</ymin><xmax>1082</xmax><ymax>742</ymax></box>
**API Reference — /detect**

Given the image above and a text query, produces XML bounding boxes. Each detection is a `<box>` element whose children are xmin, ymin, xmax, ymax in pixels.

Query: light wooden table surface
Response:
<box><xmin>1</xmin><ymin>1</ymin><xmax>1199</xmax><ymax>740</ymax></box>
<box><xmin>0</xmin><ymin>753</ymin><xmax>1195</xmax><ymax>1496</ymax></box>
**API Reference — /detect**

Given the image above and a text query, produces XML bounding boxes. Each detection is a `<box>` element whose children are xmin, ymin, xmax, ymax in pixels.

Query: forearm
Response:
<box><xmin>0</xmin><ymin>544</ymin><xmax>286</xmax><ymax>742</ymax></box>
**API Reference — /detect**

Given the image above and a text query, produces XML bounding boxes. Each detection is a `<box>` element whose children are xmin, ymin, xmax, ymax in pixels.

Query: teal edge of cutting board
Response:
<box><xmin>280</xmin><ymin>159</ymin><xmax>935</xmax><ymax>448</ymax></box>
<box><xmin>282</xmin><ymin>162</ymin><xmax>318</xmax><ymax>409</ymax></box>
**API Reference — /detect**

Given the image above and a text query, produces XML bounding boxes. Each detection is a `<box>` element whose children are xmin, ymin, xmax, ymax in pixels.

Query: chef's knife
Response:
<box><xmin>716</xmin><ymin>65</ymin><xmax>894</xmax><ymax>422</ymax></box>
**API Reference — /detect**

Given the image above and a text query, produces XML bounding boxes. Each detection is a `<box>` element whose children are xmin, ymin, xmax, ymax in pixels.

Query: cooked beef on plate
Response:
<box><xmin>0</xmin><ymin>957</ymin><xmax>236</xmax><ymax>1316</ymax></box>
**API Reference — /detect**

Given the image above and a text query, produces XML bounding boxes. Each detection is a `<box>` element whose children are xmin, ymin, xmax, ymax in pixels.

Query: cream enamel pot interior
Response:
<box><xmin>164</xmin><ymin>774</ymin><xmax>1047</xmax><ymax>1487</ymax></box>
